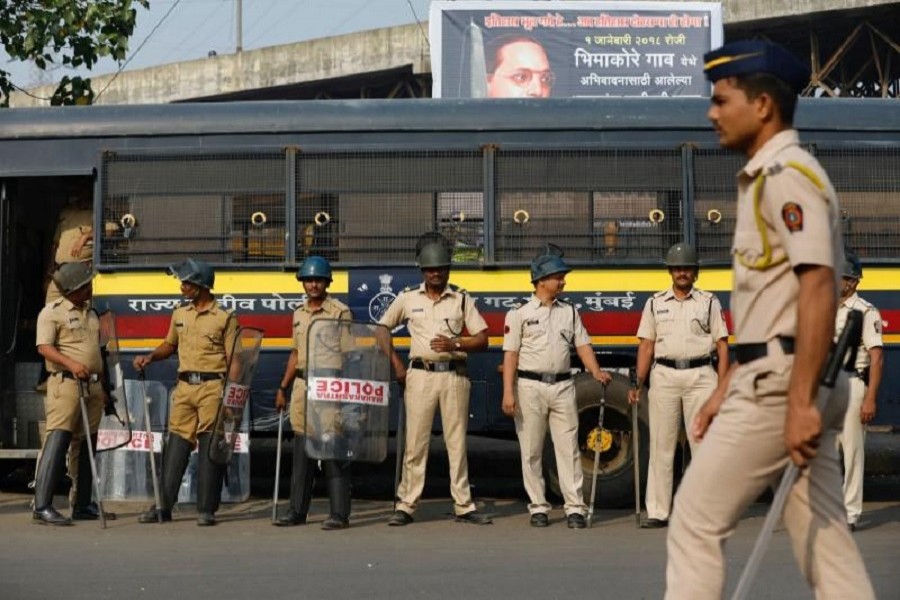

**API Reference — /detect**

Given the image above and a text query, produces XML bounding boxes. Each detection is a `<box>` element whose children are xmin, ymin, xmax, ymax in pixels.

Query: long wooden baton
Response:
<box><xmin>393</xmin><ymin>396</ymin><xmax>406</xmax><ymax>512</ymax></box>
<box><xmin>730</xmin><ymin>310</ymin><xmax>863</xmax><ymax>600</ymax></box>
<box><xmin>587</xmin><ymin>383</ymin><xmax>607</xmax><ymax>527</ymax></box>
<box><xmin>78</xmin><ymin>380</ymin><xmax>106</xmax><ymax>529</ymax></box>
<box><xmin>139</xmin><ymin>372</ymin><xmax>163</xmax><ymax>524</ymax></box>
<box><xmin>630</xmin><ymin>367</ymin><xmax>641</xmax><ymax>527</ymax></box>
<box><xmin>272</xmin><ymin>407</ymin><xmax>284</xmax><ymax>523</ymax></box>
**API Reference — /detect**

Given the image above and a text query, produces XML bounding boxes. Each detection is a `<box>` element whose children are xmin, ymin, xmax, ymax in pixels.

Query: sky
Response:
<box><xmin>3</xmin><ymin>0</ymin><xmax>434</xmax><ymax>89</ymax></box>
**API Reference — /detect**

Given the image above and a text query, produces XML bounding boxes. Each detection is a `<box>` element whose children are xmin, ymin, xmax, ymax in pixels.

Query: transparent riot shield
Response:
<box><xmin>209</xmin><ymin>327</ymin><xmax>264</xmax><ymax>466</ymax></box>
<box><xmin>97</xmin><ymin>378</ymin><xmax>168</xmax><ymax>501</ymax></box>
<box><xmin>95</xmin><ymin>309</ymin><xmax>133</xmax><ymax>453</ymax></box>
<box><xmin>305</xmin><ymin>319</ymin><xmax>390</xmax><ymax>463</ymax></box>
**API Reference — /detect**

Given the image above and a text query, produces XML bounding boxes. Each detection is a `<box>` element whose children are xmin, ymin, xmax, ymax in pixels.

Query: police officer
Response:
<box><xmin>274</xmin><ymin>256</ymin><xmax>354</xmax><ymax>530</ymax></box>
<box><xmin>45</xmin><ymin>186</ymin><xmax>94</xmax><ymax>305</ymax></box>
<box><xmin>33</xmin><ymin>262</ymin><xmax>106</xmax><ymax>525</ymax></box>
<box><xmin>135</xmin><ymin>258</ymin><xmax>239</xmax><ymax>527</ymax></box>
<box><xmin>665</xmin><ymin>41</ymin><xmax>874</xmax><ymax>598</ymax></box>
<box><xmin>628</xmin><ymin>242</ymin><xmax>729</xmax><ymax>528</ymax></box>
<box><xmin>836</xmin><ymin>250</ymin><xmax>883</xmax><ymax>531</ymax></box>
<box><xmin>381</xmin><ymin>241</ymin><xmax>492</xmax><ymax>526</ymax></box>
<box><xmin>502</xmin><ymin>252</ymin><xmax>611</xmax><ymax>528</ymax></box>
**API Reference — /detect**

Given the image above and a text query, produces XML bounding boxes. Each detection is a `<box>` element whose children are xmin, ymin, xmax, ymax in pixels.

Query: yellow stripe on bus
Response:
<box><xmin>94</xmin><ymin>271</ymin><xmax>349</xmax><ymax>295</ymax></box>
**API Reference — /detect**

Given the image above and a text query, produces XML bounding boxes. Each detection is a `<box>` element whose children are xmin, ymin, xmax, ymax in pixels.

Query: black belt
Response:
<box><xmin>178</xmin><ymin>371</ymin><xmax>225</xmax><ymax>384</ymax></box>
<box><xmin>409</xmin><ymin>359</ymin><xmax>466</xmax><ymax>373</ymax></box>
<box><xmin>516</xmin><ymin>370</ymin><xmax>572</xmax><ymax>384</ymax></box>
<box><xmin>295</xmin><ymin>368</ymin><xmax>306</xmax><ymax>380</ymax></box>
<box><xmin>735</xmin><ymin>337</ymin><xmax>795</xmax><ymax>365</ymax></box>
<box><xmin>56</xmin><ymin>372</ymin><xmax>100</xmax><ymax>383</ymax></box>
<box><xmin>656</xmin><ymin>356</ymin><xmax>712</xmax><ymax>370</ymax></box>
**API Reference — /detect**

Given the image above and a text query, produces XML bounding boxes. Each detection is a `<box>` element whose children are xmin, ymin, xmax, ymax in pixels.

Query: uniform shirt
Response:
<box><xmin>35</xmin><ymin>298</ymin><xmax>103</xmax><ymax>374</ymax></box>
<box><xmin>379</xmin><ymin>283</ymin><xmax>487</xmax><ymax>361</ymax></box>
<box><xmin>53</xmin><ymin>206</ymin><xmax>93</xmax><ymax>265</ymax></box>
<box><xmin>836</xmin><ymin>292</ymin><xmax>883</xmax><ymax>370</ymax></box>
<box><xmin>731</xmin><ymin>129</ymin><xmax>843</xmax><ymax>344</ymax></box>
<box><xmin>164</xmin><ymin>301</ymin><xmax>239</xmax><ymax>373</ymax></box>
<box><xmin>292</xmin><ymin>296</ymin><xmax>352</xmax><ymax>371</ymax></box>
<box><xmin>503</xmin><ymin>296</ymin><xmax>590</xmax><ymax>373</ymax></box>
<box><xmin>636</xmin><ymin>288</ymin><xmax>728</xmax><ymax>360</ymax></box>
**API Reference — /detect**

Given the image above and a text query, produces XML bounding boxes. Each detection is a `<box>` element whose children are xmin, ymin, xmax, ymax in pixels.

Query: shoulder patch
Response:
<box><xmin>781</xmin><ymin>202</ymin><xmax>804</xmax><ymax>232</ymax></box>
<box><xmin>874</xmin><ymin>320</ymin><xmax>882</xmax><ymax>334</ymax></box>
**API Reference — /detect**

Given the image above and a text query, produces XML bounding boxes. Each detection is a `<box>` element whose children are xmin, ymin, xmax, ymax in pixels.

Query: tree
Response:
<box><xmin>0</xmin><ymin>0</ymin><xmax>149</xmax><ymax>106</ymax></box>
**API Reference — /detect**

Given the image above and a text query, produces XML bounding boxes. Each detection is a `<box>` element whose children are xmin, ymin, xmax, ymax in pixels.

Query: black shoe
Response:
<box><xmin>387</xmin><ymin>510</ymin><xmax>414</xmax><ymax>526</ymax></box>
<box><xmin>137</xmin><ymin>506</ymin><xmax>172</xmax><ymax>524</ymax></box>
<box><xmin>197</xmin><ymin>512</ymin><xmax>217</xmax><ymax>527</ymax></box>
<box><xmin>641</xmin><ymin>518</ymin><xmax>668</xmax><ymax>529</ymax></box>
<box><xmin>321</xmin><ymin>516</ymin><xmax>349</xmax><ymax>530</ymax></box>
<box><xmin>33</xmin><ymin>507</ymin><xmax>73</xmax><ymax>526</ymax></box>
<box><xmin>567</xmin><ymin>513</ymin><xmax>587</xmax><ymax>529</ymax></box>
<box><xmin>530</xmin><ymin>513</ymin><xmax>550</xmax><ymax>528</ymax></box>
<box><xmin>274</xmin><ymin>510</ymin><xmax>308</xmax><ymax>527</ymax></box>
<box><xmin>72</xmin><ymin>503</ymin><xmax>117</xmax><ymax>521</ymax></box>
<box><xmin>455</xmin><ymin>511</ymin><xmax>493</xmax><ymax>525</ymax></box>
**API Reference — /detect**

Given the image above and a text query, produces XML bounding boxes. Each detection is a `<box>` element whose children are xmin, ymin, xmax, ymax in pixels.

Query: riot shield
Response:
<box><xmin>209</xmin><ymin>327</ymin><xmax>264</xmax><ymax>466</ymax></box>
<box><xmin>95</xmin><ymin>309</ymin><xmax>133</xmax><ymax>453</ymax></box>
<box><xmin>305</xmin><ymin>319</ymin><xmax>390</xmax><ymax>463</ymax></box>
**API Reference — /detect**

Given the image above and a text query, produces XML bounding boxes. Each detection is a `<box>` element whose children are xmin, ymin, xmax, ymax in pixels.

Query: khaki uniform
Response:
<box><xmin>164</xmin><ymin>302</ymin><xmax>239</xmax><ymax>443</ymax></box>
<box><xmin>666</xmin><ymin>130</ymin><xmax>874</xmax><ymax>599</ymax></box>
<box><xmin>503</xmin><ymin>296</ymin><xmax>590</xmax><ymax>516</ymax></box>
<box><xmin>379</xmin><ymin>283</ymin><xmax>487</xmax><ymax>516</ymax></box>
<box><xmin>636</xmin><ymin>288</ymin><xmax>727</xmax><ymax>521</ymax></box>
<box><xmin>35</xmin><ymin>298</ymin><xmax>104</xmax><ymax>433</ymax></box>
<box><xmin>835</xmin><ymin>293</ymin><xmax>882</xmax><ymax>525</ymax></box>
<box><xmin>46</xmin><ymin>207</ymin><xmax>93</xmax><ymax>304</ymax></box>
<box><xmin>288</xmin><ymin>297</ymin><xmax>352</xmax><ymax>434</ymax></box>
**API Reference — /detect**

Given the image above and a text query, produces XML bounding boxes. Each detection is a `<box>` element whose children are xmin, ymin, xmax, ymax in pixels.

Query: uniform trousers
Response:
<box><xmin>168</xmin><ymin>379</ymin><xmax>223</xmax><ymax>443</ymax></box>
<box><xmin>396</xmin><ymin>368</ymin><xmax>475</xmax><ymax>516</ymax></box>
<box><xmin>836</xmin><ymin>376</ymin><xmax>867</xmax><ymax>525</ymax></box>
<box><xmin>646</xmin><ymin>363</ymin><xmax>717</xmax><ymax>520</ymax></box>
<box><xmin>514</xmin><ymin>378</ymin><xmax>586</xmax><ymax>516</ymax></box>
<box><xmin>665</xmin><ymin>351</ymin><xmax>874</xmax><ymax>600</ymax></box>
<box><xmin>45</xmin><ymin>376</ymin><xmax>104</xmax><ymax>433</ymax></box>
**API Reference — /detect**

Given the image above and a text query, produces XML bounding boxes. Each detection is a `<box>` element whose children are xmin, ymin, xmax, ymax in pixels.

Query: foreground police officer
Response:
<box><xmin>836</xmin><ymin>250</ymin><xmax>883</xmax><ymax>531</ymax></box>
<box><xmin>135</xmin><ymin>258</ymin><xmax>239</xmax><ymax>526</ymax></box>
<box><xmin>502</xmin><ymin>252</ymin><xmax>611</xmax><ymax>528</ymax></box>
<box><xmin>381</xmin><ymin>241</ymin><xmax>492</xmax><ymax>525</ymax></box>
<box><xmin>629</xmin><ymin>242</ymin><xmax>729</xmax><ymax>528</ymax></box>
<box><xmin>665</xmin><ymin>41</ymin><xmax>874</xmax><ymax>598</ymax></box>
<box><xmin>33</xmin><ymin>263</ymin><xmax>106</xmax><ymax>525</ymax></box>
<box><xmin>274</xmin><ymin>256</ymin><xmax>354</xmax><ymax>530</ymax></box>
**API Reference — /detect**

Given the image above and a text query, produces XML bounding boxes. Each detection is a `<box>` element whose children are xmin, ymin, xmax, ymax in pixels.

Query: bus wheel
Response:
<box><xmin>542</xmin><ymin>371</ymin><xmax>649</xmax><ymax>509</ymax></box>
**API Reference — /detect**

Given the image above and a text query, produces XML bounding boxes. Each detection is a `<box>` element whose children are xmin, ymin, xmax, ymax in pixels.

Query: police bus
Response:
<box><xmin>0</xmin><ymin>98</ymin><xmax>898</xmax><ymax>506</ymax></box>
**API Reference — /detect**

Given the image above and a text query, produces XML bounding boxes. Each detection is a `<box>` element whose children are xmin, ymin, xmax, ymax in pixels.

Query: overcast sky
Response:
<box><xmin>3</xmin><ymin>0</ymin><xmax>433</xmax><ymax>89</ymax></box>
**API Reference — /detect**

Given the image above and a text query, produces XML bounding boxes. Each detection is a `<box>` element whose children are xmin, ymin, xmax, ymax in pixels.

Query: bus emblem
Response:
<box><xmin>368</xmin><ymin>274</ymin><xmax>397</xmax><ymax>322</ymax></box>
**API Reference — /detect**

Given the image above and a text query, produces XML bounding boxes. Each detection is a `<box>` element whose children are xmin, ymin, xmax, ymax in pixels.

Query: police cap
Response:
<box><xmin>703</xmin><ymin>41</ymin><xmax>810</xmax><ymax>94</ymax></box>
<box><xmin>843</xmin><ymin>249</ymin><xmax>863</xmax><ymax>280</ymax></box>
<box><xmin>168</xmin><ymin>258</ymin><xmax>215</xmax><ymax>289</ymax></box>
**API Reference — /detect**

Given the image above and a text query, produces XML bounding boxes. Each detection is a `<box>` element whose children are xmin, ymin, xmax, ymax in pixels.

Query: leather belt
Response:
<box><xmin>295</xmin><ymin>368</ymin><xmax>306</xmax><ymax>380</ymax></box>
<box><xmin>735</xmin><ymin>337</ymin><xmax>795</xmax><ymax>365</ymax></box>
<box><xmin>56</xmin><ymin>372</ymin><xmax>100</xmax><ymax>383</ymax></box>
<box><xmin>517</xmin><ymin>370</ymin><xmax>572</xmax><ymax>384</ymax></box>
<box><xmin>656</xmin><ymin>356</ymin><xmax>712</xmax><ymax>370</ymax></box>
<box><xmin>409</xmin><ymin>359</ymin><xmax>466</xmax><ymax>373</ymax></box>
<box><xmin>178</xmin><ymin>371</ymin><xmax>225</xmax><ymax>384</ymax></box>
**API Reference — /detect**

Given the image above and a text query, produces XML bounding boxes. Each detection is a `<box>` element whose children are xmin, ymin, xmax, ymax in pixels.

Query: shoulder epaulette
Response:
<box><xmin>653</xmin><ymin>290</ymin><xmax>667</xmax><ymax>298</ymax></box>
<box><xmin>402</xmin><ymin>285</ymin><xmax>415</xmax><ymax>293</ymax></box>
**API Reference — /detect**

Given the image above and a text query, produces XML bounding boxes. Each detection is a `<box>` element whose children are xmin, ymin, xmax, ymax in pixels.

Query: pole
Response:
<box><xmin>78</xmin><ymin>381</ymin><xmax>106</xmax><ymax>529</ymax></box>
<box><xmin>393</xmin><ymin>399</ymin><xmax>406</xmax><ymax>512</ymax></box>
<box><xmin>140</xmin><ymin>372</ymin><xmax>163</xmax><ymax>524</ymax></box>
<box><xmin>587</xmin><ymin>383</ymin><xmax>606</xmax><ymax>528</ymax></box>
<box><xmin>235</xmin><ymin>0</ymin><xmax>242</xmax><ymax>53</ymax></box>
<box><xmin>272</xmin><ymin>407</ymin><xmax>284</xmax><ymax>523</ymax></box>
<box><xmin>630</xmin><ymin>367</ymin><xmax>642</xmax><ymax>527</ymax></box>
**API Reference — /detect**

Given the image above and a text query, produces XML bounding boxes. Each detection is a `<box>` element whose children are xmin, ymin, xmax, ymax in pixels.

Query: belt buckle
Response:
<box><xmin>89</xmin><ymin>373</ymin><xmax>100</xmax><ymax>383</ymax></box>
<box><xmin>188</xmin><ymin>373</ymin><xmax>201</xmax><ymax>385</ymax></box>
<box><xmin>541</xmin><ymin>373</ymin><xmax>555</xmax><ymax>384</ymax></box>
<box><xmin>675</xmin><ymin>359</ymin><xmax>689</xmax><ymax>370</ymax></box>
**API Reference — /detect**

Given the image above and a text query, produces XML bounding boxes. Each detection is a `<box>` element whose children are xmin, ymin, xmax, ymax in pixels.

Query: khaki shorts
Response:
<box><xmin>44</xmin><ymin>375</ymin><xmax>103</xmax><ymax>434</ymax></box>
<box><xmin>168</xmin><ymin>379</ymin><xmax>223</xmax><ymax>443</ymax></box>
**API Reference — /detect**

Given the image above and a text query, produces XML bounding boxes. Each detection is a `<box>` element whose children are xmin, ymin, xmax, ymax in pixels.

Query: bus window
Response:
<box><xmin>692</xmin><ymin>149</ymin><xmax>742</xmax><ymax>264</ymax></box>
<box><xmin>439</xmin><ymin>191</ymin><xmax>484</xmax><ymax>264</ymax></box>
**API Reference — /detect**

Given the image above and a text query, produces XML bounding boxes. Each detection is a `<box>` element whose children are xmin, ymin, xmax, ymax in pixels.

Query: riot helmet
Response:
<box><xmin>297</xmin><ymin>256</ymin><xmax>333</xmax><ymax>282</ymax></box>
<box><xmin>417</xmin><ymin>242</ymin><xmax>452</xmax><ymax>269</ymax></box>
<box><xmin>53</xmin><ymin>262</ymin><xmax>95</xmax><ymax>295</ymax></box>
<box><xmin>168</xmin><ymin>258</ymin><xmax>215</xmax><ymax>289</ymax></box>
<box><xmin>843</xmin><ymin>249</ymin><xmax>863</xmax><ymax>280</ymax></box>
<box><xmin>531</xmin><ymin>255</ymin><xmax>572</xmax><ymax>283</ymax></box>
<box><xmin>665</xmin><ymin>243</ymin><xmax>699</xmax><ymax>268</ymax></box>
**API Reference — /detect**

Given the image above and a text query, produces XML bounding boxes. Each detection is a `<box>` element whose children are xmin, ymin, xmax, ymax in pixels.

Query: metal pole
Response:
<box><xmin>632</xmin><ymin>401</ymin><xmax>641</xmax><ymax>527</ymax></box>
<box><xmin>140</xmin><ymin>372</ymin><xmax>163</xmax><ymax>524</ymax></box>
<box><xmin>235</xmin><ymin>0</ymin><xmax>242</xmax><ymax>53</ymax></box>
<box><xmin>587</xmin><ymin>383</ymin><xmax>606</xmax><ymax>528</ymax></box>
<box><xmin>78</xmin><ymin>381</ymin><xmax>106</xmax><ymax>529</ymax></box>
<box><xmin>393</xmin><ymin>398</ymin><xmax>406</xmax><ymax>512</ymax></box>
<box><xmin>272</xmin><ymin>408</ymin><xmax>284</xmax><ymax>523</ymax></box>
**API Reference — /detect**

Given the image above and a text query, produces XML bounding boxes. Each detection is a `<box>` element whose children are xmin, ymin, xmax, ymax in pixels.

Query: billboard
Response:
<box><xmin>430</xmin><ymin>1</ymin><xmax>723</xmax><ymax>99</ymax></box>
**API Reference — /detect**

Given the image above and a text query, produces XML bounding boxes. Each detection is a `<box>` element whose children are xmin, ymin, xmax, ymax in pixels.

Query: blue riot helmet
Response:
<box><xmin>297</xmin><ymin>256</ymin><xmax>333</xmax><ymax>281</ymax></box>
<box><xmin>530</xmin><ymin>254</ymin><xmax>572</xmax><ymax>283</ymax></box>
<box><xmin>843</xmin><ymin>250</ymin><xmax>863</xmax><ymax>280</ymax></box>
<box><xmin>53</xmin><ymin>262</ymin><xmax>95</xmax><ymax>295</ymax></box>
<box><xmin>168</xmin><ymin>258</ymin><xmax>215</xmax><ymax>289</ymax></box>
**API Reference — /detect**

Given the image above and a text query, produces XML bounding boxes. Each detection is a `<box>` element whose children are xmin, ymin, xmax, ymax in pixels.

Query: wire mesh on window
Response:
<box><xmin>100</xmin><ymin>152</ymin><xmax>286</xmax><ymax>265</ymax></box>
<box><xmin>815</xmin><ymin>146</ymin><xmax>900</xmax><ymax>260</ymax></box>
<box><xmin>296</xmin><ymin>151</ymin><xmax>483</xmax><ymax>264</ymax></box>
<box><xmin>494</xmin><ymin>149</ymin><xmax>682</xmax><ymax>262</ymax></box>
<box><xmin>692</xmin><ymin>149</ymin><xmax>743</xmax><ymax>264</ymax></box>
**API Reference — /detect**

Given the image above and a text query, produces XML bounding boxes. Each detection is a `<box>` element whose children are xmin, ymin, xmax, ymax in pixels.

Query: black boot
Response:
<box><xmin>71</xmin><ymin>436</ymin><xmax>117</xmax><ymax>521</ymax></box>
<box><xmin>196</xmin><ymin>433</ymin><xmax>226</xmax><ymax>526</ymax></box>
<box><xmin>33</xmin><ymin>430</ymin><xmax>73</xmax><ymax>526</ymax></box>
<box><xmin>321</xmin><ymin>460</ymin><xmax>350</xmax><ymax>530</ymax></box>
<box><xmin>275</xmin><ymin>435</ymin><xmax>315</xmax><ymax>527</ymax></box>
<box><xmin>138</xmin><ymin>434</ymin><xmax>193</xmax><ymax>524</ymax></box>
